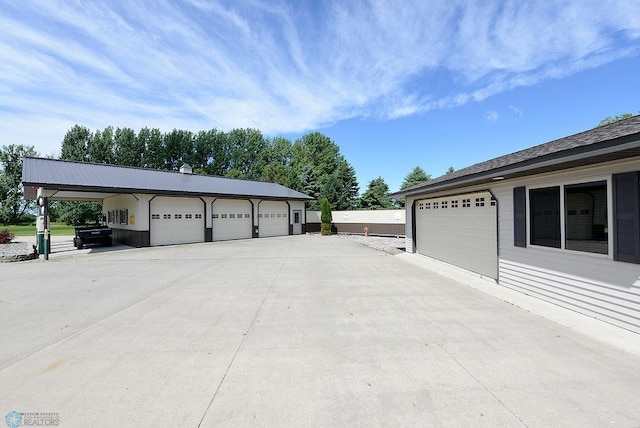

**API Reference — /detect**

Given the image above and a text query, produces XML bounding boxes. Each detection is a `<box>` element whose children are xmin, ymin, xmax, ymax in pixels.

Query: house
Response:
<box><xmin>391</xmin><ymin>115</ymin><xmax>640</xmax><ymax>334</ymax></box>
<box><xmin>22</xmin><ymin>157</ymin><xmax>312</xmax><ymax>247</ymax></box>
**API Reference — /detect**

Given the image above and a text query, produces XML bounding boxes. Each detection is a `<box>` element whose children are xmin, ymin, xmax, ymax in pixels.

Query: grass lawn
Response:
<box><xmin>1</xmin><ymin>222</ymin><xmax>76</xmax><ymax>236</ymax></box>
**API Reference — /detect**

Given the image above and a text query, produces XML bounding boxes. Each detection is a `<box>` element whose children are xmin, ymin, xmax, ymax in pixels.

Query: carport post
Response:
<box><xmin>43</xmin><ymin>196</ymin><xmax>49</xmax><ymax>261</ymax></box>
<box><xmin>37</xmin><ymin>193</ymin><xmax>50</xmax><ymax>260</ymax></box>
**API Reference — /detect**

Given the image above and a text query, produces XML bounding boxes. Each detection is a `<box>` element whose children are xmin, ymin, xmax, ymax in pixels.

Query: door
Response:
<box><xmin>150</xmin><ymin>197</ymin><xmax>204</xmax><ymax>246</ymax></box>
<box><xmin>259</xmin><ymin>201</ymin><xmax>289</xmax><ymax>237</ymax></box>
<box><xmin>415</xmin><ymin>191</ymin><xmax>497</xmax><ymax>278</ymax></box>
<box><xmin>212</xmin><ymin>199</ymin><xmax>252</xmax><ymax>241</ymax></box>
<box><xmin>293</xmin><ymin>210</ymin><xmax>302</xmax><ymax>235</ymax></box>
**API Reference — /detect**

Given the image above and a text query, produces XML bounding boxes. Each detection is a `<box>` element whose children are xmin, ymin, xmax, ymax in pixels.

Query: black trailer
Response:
<box><xmin>73</xmin><ymin>225</ymin><xmax>112</xmax><ymax>249</ymax></box>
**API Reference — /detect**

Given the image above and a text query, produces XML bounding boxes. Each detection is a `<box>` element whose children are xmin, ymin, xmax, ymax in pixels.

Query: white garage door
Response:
<box><xmin>150</xmin><ymin>197</ymin><xmax>204</xmax><ymax>246</ymax></box>
<box><xmin>415</xmin><ymin>191</ymin><xmax>497</xmax><ymax>279</ymax></box>
<box><xmin>259</xmin><ymin>201</ymin><xmax>289</xmax><ymax>237</ymax></box>
<box><xmin>212</xmin><ymin>199</ymin><xmax>252</xmax><ymax>241</ymax></box>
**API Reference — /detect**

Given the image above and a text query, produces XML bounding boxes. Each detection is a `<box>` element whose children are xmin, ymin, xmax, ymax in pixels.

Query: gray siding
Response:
<box><xmin>495</xmin><ymin>158</ymin><xmax>640</xmax><ymax>334</ymax></box>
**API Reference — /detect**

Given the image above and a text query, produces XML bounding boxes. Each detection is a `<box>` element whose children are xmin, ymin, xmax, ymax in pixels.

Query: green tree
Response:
<box><xmin>360</xmin><ymin>177</ymin><xmax>394</xmax><ymax>210</ymax></box>
<box><xmin>60</xmin><ymin>125</ymin><xmax>92</xmax><ymax>161</ymax></box>
<box><xmin>597</xmin><ymin>113</ymin><xmax>634</xmax><ymax>127</ymax></box>
<box><xmin>88</xmin><ymin>126</ymin><xmax>114</xmax><ymax>164</ymax></box>
<box><xmin>0</xmin><ymin>144</ymin><xmax>38</xmax><ymax>224</ymax></box>
<box><xmin>59</xmin><ymin>126</ymin><xmax>102</xmax><ymax>224</ymax></box>
<box><xmin>142</xmin><ymin>127</ymin><xmax>164</xmax><ymax>169</ymax></box>
<box><xmin>321</xmin><ymin>159</ymin><xmax>359</xmax><ymax>210</ymax></box>
<box><xmin>445</xmin><ymin>166</ymin><xmax>455</xmax><ymax>175</ymax></box>
<box><xmin>320</xmin><ymin>197</ymin><xmax>332</xmax><ymax>235</ymax></box>
<box><xmin>288</xmin><ymin>132</ymin><xmax>358</xmax><ymax>210</ymax></box>
<box><xmin>397</xmin><ymin>166</ymin><xmax>431</xmax><ymax>207</ymax></box>
<box><xmin>261</xmin><ymin>137</ymin><xmax>292</xmax><ymax>185</ymax></box>
<box><xmin>163</xmin><ymin>129</ymin><xmax>194</xmax><ymax>171</ymax></box>
<box><xmin>114</xmin><ymin>127</ymin><xmax>143</xmax><ymax>166</ymax></box>
<box><xmin>226</xmin><ymin>128</ymin><xmax>268</xmax><ymax>180</ymax></box>
<box><xmin>400</xmin><ymin>166</ymin><xmax>431</xmax><ymax>190</ymax></box>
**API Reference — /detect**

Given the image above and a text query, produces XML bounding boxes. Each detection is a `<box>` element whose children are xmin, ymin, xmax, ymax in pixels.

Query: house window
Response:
<box><xmin>244</xmin><ymin>214</ymin><xmax>250</xmax><ymax>218</ymax></box>
<box><xmin>451</xmin><ymin>200</ymin><xmax>458</xmax><ymax>208</ymax></box>
<box><xmin>229</xmin><ymin>214</ymin><xmax>235</xmax><ymax>219</ymax></box>
<box><xmin>221</xmin><ymin>214</ymin><xmax>227</xmax><ymax>219</ymax></box>
<box><xmin>163</xmin><ymin>214</ymin><xmax>171</xmax><ymax>219</ymax></box>
<box><xmin>175</xmin><ymin>214</ymin><xmax>182</xmax><ymax>219</ymax></box>
<box><xmin>463</xmin><ymin>199</ymin><xmax>471</xmax><ymax>208</ymax></box>
<box><xmin>441</xmin><ymin>201</ymin><xmax>448</xmax><ymax>209</ymax></box>
<box><xmin>530</xmin><ymin>187</ymin><xmax>561</xmax><ymax>248</ymax></box>
<box><xmin>151</xmin><ymin>214</ymin><xmax>160</xmax><ymax>220</ymax></box>
<box><xmin>196</xmin><ymin>214</ymin><xmax>202</xmax><ymax>219</ymax></box>
<box><xmin>119</xmin><ymin>209</ymin><xmax>128</xmax><ymax>225</ymax></box>
<box><xmin>475</xmin><ymin>197</ymin><xmax>485</xmax><ymax>207</ymax></box>
<box><xmin>565</xmin><ymin>181</ymin><xmax>607</xmax><ymax>254</ymax></box>
<box><xmin>212</xmin><ymin>214</ymin><xmax>219</xmax><ymax>219</ymax></box>
<box><xmin>425</xmin><ymin>202</ymin><xmax>431</xmax><ymax>210</ymax></box>
<box><xmin>433</xmin><ymin>202</ymin><xmax>439</xmax><ymax>209</ymax></box>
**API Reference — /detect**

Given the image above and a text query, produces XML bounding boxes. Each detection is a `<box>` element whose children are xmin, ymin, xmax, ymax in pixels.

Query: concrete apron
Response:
<box><xmin>0</xmin><ymin>234</ymin><xmax>638</xmax><ymax>427</ymax></box>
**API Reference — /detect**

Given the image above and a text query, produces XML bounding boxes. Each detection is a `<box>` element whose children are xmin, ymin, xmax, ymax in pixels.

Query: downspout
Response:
<box><xmin>285</xmin><ymin>201</ymin><xmax>291</xmax><ymax>235</ymax></box>
<box><xmin>487</xmin><ymin>188</ymin><xmax>500</xmax><ymax>284</ymax></box>
<box><xmin>411</xmin><ymin>200</ymin><xmax>417</xmax><ymax>253</ymax></box>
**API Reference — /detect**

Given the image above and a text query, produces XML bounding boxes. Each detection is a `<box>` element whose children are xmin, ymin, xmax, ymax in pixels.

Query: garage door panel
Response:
<box><xmin>259</xmin><ymin>201</ymin><xmax>288</xmax><ymax>237</ymax></box>
<box><xmin>212</xmin><ymin>199</ymin><xmax>252</xmax><ymax>241</ymax></box>
<box><xmin>150</xmin><ymin>197</ymin><xmax>204</xmax><ymax>246</ymax></box>
<box><xmin>416</xmin><ymin>191</ymin><xmax>497</xmax><ymax>278</ymax></box>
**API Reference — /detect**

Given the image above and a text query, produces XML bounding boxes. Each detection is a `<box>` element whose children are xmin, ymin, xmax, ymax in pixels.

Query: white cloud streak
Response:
<box><xmin>0</xmin><ymin>0</ymin><xmax>639</xmax><ymax>153</ymax></box>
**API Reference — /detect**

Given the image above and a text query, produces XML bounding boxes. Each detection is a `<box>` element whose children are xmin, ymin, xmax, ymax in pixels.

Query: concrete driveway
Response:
<box><xmin>1</xmin><ymin>235</ymin><xmax>639</xmax><ymax>427</ymax></box>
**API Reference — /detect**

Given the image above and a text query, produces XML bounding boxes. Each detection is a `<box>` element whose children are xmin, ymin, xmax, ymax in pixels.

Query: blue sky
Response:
<box><xmin>1</xmin><ymin>1</ymin><xmax>639</xmax><ymax>192</ymax></box>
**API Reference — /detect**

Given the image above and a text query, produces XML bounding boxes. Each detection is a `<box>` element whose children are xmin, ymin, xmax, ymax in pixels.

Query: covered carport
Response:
<box><xmin>21</xmin><ymin>157</ymin><xmax>312</xmax><ymax>256</ymax></box>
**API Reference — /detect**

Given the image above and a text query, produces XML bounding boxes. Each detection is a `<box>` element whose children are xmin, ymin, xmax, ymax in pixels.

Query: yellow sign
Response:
<box><xmin>129</xmin><ymin>215</ymin><xmax>135</xmax><ymax>224</ymax></box>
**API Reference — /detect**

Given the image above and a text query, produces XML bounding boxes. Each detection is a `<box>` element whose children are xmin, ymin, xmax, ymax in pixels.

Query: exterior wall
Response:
<box><xmin>307</xmin><ymin>209</ymin><xmax>405</xmax><ymax>236</ymax></box>
<box><xmin>103</xmin><ymin>194</ymin><xmax>151</xmax><ymax>247</ymax></box>
<box><xmin>494</xmin><ymin>157</ymin><xmax>640</xmax><ymax>334</ymax></box>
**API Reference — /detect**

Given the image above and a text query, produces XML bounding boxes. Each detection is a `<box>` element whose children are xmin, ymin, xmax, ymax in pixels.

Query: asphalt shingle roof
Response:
<box><xmin>395</xmin><ymin>114</ymin><xmax>640</xmax><ymax>196</ymax></box>
<box><xmin>22</xmin><ymin>157</ymin><xmax>312</xmax><ymax>200</ymax></box>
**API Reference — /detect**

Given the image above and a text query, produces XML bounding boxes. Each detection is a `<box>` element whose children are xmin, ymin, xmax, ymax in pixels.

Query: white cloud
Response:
<box><xmin>485</xmin><ymin>111</ymin><xmax>500</xmax><ymax>122</ymax></box>
<box><xmin>0</xmin><ymin>0</ymin><xmax>639</xmax><ymax>154</ymax></box>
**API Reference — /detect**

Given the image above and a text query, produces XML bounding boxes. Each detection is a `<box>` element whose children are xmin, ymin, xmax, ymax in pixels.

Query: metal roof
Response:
<box><xmin>393</xmin><ymin>114</ymin><xmax>640</xmax><ymax>198</ymax></box>
<box><xmin>22</xmin><ymin>157</ymin><xmax>313</xmax><ymax>200</ymax></box>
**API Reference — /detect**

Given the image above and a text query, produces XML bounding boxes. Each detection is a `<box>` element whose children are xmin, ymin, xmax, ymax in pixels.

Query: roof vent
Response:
<box><xmin>180</xmin><ymin>164</ymin><xmax>192</xmax><ymax>174</ymax></box>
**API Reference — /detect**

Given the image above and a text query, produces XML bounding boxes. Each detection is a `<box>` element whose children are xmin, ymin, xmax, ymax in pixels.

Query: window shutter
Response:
<box><xmin>613</xmin><ymin>172</ymin><xmax>640</xmax><ymax>263</ymax></box>
<box><xmin>513</xmin><ymin>186</ymin><xmax>526</xmax><ymax>247</ymax></box>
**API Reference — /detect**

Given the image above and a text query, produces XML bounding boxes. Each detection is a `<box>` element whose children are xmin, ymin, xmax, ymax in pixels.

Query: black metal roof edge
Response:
<box><xmin>391</xmin><ymin>116</ymin><xmax>640</xmax><ymax>198</ymax></box>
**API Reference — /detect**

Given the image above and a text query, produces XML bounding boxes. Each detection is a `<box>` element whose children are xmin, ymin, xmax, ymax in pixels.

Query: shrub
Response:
<box><xmin>0</xmin><ymin>229</ymin><xmax>15</xmax><ymax>244</ymax></box>
<box><xmin>320</xmin><ymin>197</ymin><xmax>332</xmax><ymax>236</ymax></box>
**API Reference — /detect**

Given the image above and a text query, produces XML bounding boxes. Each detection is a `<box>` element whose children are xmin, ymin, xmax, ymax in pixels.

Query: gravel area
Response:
<box><xmin>333</xmin><ymin>234</ymin><xmax>406</xmax><ymax>255</ymax></box>
<box><xmin>0</xmin><ymin>242</ymin><xmax>38</xmax><ymax>262</ymax></box>
<box><xmin>0</xmin><ymin>242</ymin><xmax>31</xmax><ymax>257</ymax></box>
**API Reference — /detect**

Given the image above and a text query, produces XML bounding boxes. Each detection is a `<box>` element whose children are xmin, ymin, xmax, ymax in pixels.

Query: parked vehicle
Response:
<box><xmin>73</xmin><ymin>225</ymin><xmax>112</xmax><ymax>249</ymax></box>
